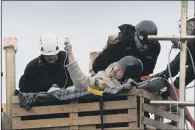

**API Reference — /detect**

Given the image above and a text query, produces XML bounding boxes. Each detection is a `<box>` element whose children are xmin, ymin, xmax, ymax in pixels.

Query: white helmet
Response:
<box><xmin>40</xmin><ymin>32</ymin><xmax>60</xmax><ymax>55</ymax></box>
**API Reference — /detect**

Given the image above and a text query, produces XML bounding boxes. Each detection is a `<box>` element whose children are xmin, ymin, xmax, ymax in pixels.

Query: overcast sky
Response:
<box><xmin>1</xmin><ymin>1</ymin><xmax>194</xmax><ymax>127</ymax></box>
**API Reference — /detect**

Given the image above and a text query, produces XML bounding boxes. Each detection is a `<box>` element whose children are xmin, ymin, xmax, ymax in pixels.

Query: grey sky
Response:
<box><xmin>1</xmin><ymin>1</ymin><xmax>194</xmax><ymax>127</ymax></box>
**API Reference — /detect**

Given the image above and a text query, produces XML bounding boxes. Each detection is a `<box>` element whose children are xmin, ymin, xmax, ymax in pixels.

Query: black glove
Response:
<box><xmin>152</xmin><ymin>71</ymin><xmax>168</xmax><ymax>79</ymax></box>
<box><xmin>171</xmin><ymin>39</ymin><xmax>179</xmax><ymax>48</ymax></box>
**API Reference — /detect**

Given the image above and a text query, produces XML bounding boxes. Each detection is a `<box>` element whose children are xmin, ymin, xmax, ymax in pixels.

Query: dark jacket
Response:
<box><xmin>92</xmin><ymin>24</ymin><xmax>161</xmax><ymax>76</ymax></box>
<box><xmin>173</xmin><ymin>64</ymin><xmax>195</xmax><ymax>88</ymax></box>
<box><xmin>19</xmin><ymin>51</ymin><xmax>73</xmax><ymax>93</ymax></box>
<box><xmin>164</xmin><ymin>30</ymin><xmax>195</xmax><ymax>88</ymax></box>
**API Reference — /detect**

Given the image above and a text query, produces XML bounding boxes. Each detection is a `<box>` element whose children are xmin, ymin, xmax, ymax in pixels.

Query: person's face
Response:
<box><xmin>44</xmin><ymin>54</ymin><xmax>58</xmax><ymax>64</ymax></box>
<box><xmin>186</xmin><ymin>21</ymin><xmax>195</xmax><ymax>35</ymax></box>
<box><xmin>109</xmin><ymin>64</ymin><xmax>125</xmax><ymax>80</ymax></box>
<box><xmin>134</xmin><ymin>32</ymin><xmax>149</xmax><ymax>53</ymax></box>
<box><xmin>178</xmin><ymin>20</ymin><xmax>195</xmax><ymax>35</ymax></box>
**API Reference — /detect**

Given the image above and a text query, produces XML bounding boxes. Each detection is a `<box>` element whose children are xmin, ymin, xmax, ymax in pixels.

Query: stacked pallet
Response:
<box><xmin>8</xmin><ymin>87</ymin><xmax>178</xmax><ymax>130</ymax></box>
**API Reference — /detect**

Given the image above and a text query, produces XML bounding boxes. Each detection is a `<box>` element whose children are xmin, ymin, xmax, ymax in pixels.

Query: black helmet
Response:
<box><xmin>118</xmin><ymin>56</ymin><xmax>143</xmax><ymax>79</ymax></box>
<box><xmin>135</xmin><ymin>20</ymin><xmax>158</xmax><ymax>42</ymax></box>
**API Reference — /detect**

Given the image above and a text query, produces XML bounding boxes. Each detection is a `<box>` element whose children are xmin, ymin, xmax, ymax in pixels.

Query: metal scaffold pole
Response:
<box><xmin>148</xmin><ymin>1</ymin><xmax>194</xmax><ymax>129</ymax></box>
<box><xmin>179</xmin><ymin>1</ymin><xmax>188</xmax><ymax>129</ymax></box>
<box><xmin>150</xmin><ymin>101</ymin><xmax>195</xmax><ymax>107</ymax></box>
<box><xmin>147</xmin><ymin>35</ymin><xmax>194</xmax><ymax>40</ymax></box>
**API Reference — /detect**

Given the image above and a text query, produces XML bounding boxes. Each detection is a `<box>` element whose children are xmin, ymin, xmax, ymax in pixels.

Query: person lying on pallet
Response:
<box><xmin>64</xmin><ymin>38</ymin><xmax>165</xmax><ymax>122</ymax></box>
<box><xmin>19</xmin><ymin>32</ymin><xmax>74</xmax><ymax>93</ymax></box>
<box><xmin>153</xmin><ymin>17</ymin><xmax>195</xmax><ymax>99</ymax></box>
<box><xmin>64</xmin><ymin>38</ymin><xmax>143</xmax><ymax>91</ymax></box>
<box><xmin>92</xmin><ymin>20</ymin><xmax>161</xmax><ymax>81</ymax></box>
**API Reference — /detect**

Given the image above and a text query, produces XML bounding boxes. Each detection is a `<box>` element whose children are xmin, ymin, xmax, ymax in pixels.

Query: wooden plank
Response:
<box><xmin>97</xmin><ymin>127</ymin><xmax>143</xmax><ymax>130</ymax></box>
<box><xmin>12</xmin><ymin>104</ymin><xmax>21</xmax><ymax>109</ymax></box>
<box><xmin>128</xmin><ymin>96</ymin><xmax>137</xmax><ymax>129</ymax></box>
<box><xmin>12</xmin><ymin>100</ymin><xmax>136</xmax><ymax>117</ymax></box>
<box><xmin>128</xmin><ymin>109</ymin><xmax>137</xmax><ymax>120</ymax></box>
<box><xmin>12</xmin><ymin>113</ymin><xmax>137</xmax><ymax>129</ymax></box>
<box><xmin>70</xmin><ymin>114</ymin><xmax>78</xmax><ymax>130</ymax></box>
<box><xmin>128</xmin><ymin>122</ymin><xmax>137</xmax><ymax>129</ymax></box>
<box><xmin>2</xmin><ymin>112</ymin><xmax>12</xmax><ymax>130</ymax></box>
<box><xmin>139</xmin><ymin>97</ymin><xmax>144</xmax><ymax>129</ymax></box>
<box><xmin>145</xmin><ymin>125</ymin><xmax>156</xmax><ymax>130</ymax></box>
<box><xmin>34</xmin><ymin>127</ymin><xmax>69</xmax><ymax>130</ymax></box>
<box><xmin>79</xmin><ymin>125</ymin><xmax>96</xmax><ymax>130</ymax></box>
<box><xmin>96</xmin><ymin>127</ymin><xmax>132</xmax><ymax>130</ymax></box>
<box><xmin>143</xmin><ymin>117</ymin><xmax>177</xmax><ymax>129</ymax></box>
<box><xmin>142</xmin><ymin>104</ymin><xmax>178</xmax><ymax>122</ymax></box>
<box><xmin>70</xmin><ymin>101</ymin><xmax>78</xmax><ymax>130</ymax></box>
<box><xmin>11</xmin><ymin>117</ymin><xmax>21</xmax><ymax>130</ymax></box>
<box><xmin>13</xmin><ymin>96</ymin><xmax>19</xmax><ymax>103</ymax></box>
<box><xmin>138</xmin><ymin>89</ymin><xmax>161</xmax><ymax>100</ymax></box>
<box><xmin>127</xmin><ymin>86</ymin><xmax>138</xmax><ymax>96</ymax></box>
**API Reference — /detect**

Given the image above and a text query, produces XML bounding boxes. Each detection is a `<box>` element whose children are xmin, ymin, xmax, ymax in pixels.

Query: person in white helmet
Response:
<box><xmin>19</xmin><ymin>32</ymin><xmax>73</xmax><ymax>93</ymax></box>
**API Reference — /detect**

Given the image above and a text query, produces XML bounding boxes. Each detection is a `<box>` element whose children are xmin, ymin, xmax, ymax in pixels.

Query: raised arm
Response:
<box><xmin>92</xmin><ymin>34</ymin><xmax>120</xmax><ymax>73</ymax></box>
<box><xmin>164</xmin><ymin>39</ymin><xmax>194</xmax><ymax>77</ymax></box>
<box><xmin>64</xmin><ymin>38</ymin><xmax>95</xmax><ymax>88</ymax></box>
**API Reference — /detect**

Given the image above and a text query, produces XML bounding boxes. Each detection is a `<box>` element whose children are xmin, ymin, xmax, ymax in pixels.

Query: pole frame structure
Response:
<box><xmin>148</xmin><ymin>1</ymin><xmax>190</xmax><ymax>129</ymax></box>
<box><xmin>150</xmin><ymin>101</ymin><xmax>195</xmax><ymax>107</ymax></box>
<box><xmin>148</xmin><ymin>35</ymin><xmax>194</xmax><ymax>40</ymax></box>
<box><xmin>3</xmin><ymin>37</ymin><xmax>18</xmax><ymax>129</ymax></box>
<box><xmin>178</xmin><ymin>1</ymin><xmax>187</xmax><ymax>129</ymax></box>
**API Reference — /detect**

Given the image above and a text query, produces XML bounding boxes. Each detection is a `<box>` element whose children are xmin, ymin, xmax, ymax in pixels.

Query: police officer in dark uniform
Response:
<box><xmin>153</xmin><ymin>18</ymin><xmax>195</xmax><ymax>99</ymax></box>
<box><xmin>92</xmin><ymin>20</ymin><xmax>161</xmax><ymax>79</ymax></box>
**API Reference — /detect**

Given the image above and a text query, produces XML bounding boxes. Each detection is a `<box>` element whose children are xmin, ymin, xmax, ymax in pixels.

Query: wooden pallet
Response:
<box><xmin>138</xmin><ymin>90</ymin><xmax>179</xmax><ymax>129</ymax></box>
<box><xmin>2</xmin><ymin>112</ymin><xmax>12</xmax><ymax>130</ymax></box>
<box><xmin>10</xmin><ymin>87</ymin><xmax>179</xmax><ymax>130</ymax></box>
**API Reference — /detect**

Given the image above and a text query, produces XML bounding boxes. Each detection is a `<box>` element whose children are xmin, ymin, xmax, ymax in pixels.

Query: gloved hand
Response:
<box><xmin>171</xmin><ymin>39</ymin><xmax>179</xmax><ymax>48</ymax></box>
<box><xmin>152</xmin><ymin>71</ymin><xmax>168</xmax><ymax>79</ymax></box>
<box><xmin>171</xmin><ymin>39</ymin><xmax>179</xmax><ymax>45</ymax></box>
<box><xmin>160</xmin><ymin>90</ymin><xmax>170</xmax><ymax>100</ymax></box>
